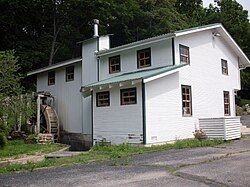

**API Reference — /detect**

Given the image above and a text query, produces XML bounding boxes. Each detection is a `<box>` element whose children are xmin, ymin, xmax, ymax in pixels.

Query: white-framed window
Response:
<box><xmin>221</xmin><ymin>59</ymin><xmax>228</xmax><ymax>75</ymax></box>
<box><xmin>66</xmin><ymin>66</ymin><xmax>74</xmax><ymax>82</ymax></box>
<box><xmin>96</xmin><ymin>91</ymin><xmax>110</xmax><ymax>107</ymax></box>
<box><xmin>224</xmin><ymin>91</ymin><xmax>230</xmax><ymax>115</ymax></box>
<box><xmin>48</xmin><ymin>71</ymin><xmax>55</xmax><ymax>85</ymax></box>
<box><xmin>181</xmin><ymin>85</ymin><xmax>192</xmax><ymax>116</ymax></box>
<box><xmin>109</xmin><ymin>55</ymin><xmax>121</xmax><ymax>74</ymax></box>
<box><xmin>120</xmin><ymin>87</ymin><xmax>137</xmax><ymax>105</ymax></box>
<box><xmin>180</xmin><ymin>44</ymin><xmax>190</xmax><ymax>64</ymax></box>
<box><xmin>137</xmin><ymin>48</ymin><xmax>151</xmax><ymax>68</ymax></box>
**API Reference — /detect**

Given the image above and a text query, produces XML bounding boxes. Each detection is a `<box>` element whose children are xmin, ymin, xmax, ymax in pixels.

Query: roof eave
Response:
<box><xmin>96</xmin><ymin>33</ymin><xmax>175</xmax><ymax>57</ymax></box>
<box><xmin>27</xmin><ymin>58</ymin><xmax>82</xmax><ymax>76</ymax></box>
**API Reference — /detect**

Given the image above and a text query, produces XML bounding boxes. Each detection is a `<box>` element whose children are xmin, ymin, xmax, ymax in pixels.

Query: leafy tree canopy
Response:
<box><xmin>0</xmin><ymin>0</ymin><xmax>249</xmax><ymax>98</ymax></box>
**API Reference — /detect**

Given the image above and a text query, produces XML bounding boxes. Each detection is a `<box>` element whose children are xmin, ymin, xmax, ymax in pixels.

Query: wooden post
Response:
<box><xmin>37</xmin><ymin>95</ymin><xmax>41</xmax><ymax>134</ymax></box>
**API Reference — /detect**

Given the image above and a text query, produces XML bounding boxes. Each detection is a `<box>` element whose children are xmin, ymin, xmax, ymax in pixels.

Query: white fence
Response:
<box><xmin>199</xmin><ymin>117</ymin><xmax>241</xmax><ymax>140</ymax></box>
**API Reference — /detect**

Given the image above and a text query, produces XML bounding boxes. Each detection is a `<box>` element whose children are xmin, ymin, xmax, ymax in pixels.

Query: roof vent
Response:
<box><xmin>93</xmin><ymin>19</ymin><xmax>99</xmax><ymax>37</ymax></box>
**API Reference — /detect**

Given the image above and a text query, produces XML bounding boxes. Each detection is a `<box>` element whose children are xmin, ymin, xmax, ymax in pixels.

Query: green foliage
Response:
<box><xmin>0</xmin><ymin>0</ymin><xmax>249</xmax><ymax>97</ymax></box>
<box><xmin>25</xmin><ymin>134</ymin><xmax>39</xmax><ymax>144</ymax></box>
<box><xmin>0</xmin><ymin>140</ymin><xmax>65</xmax><ymax>160</ymax></box>
<box><xmin>0</xmin><ymin>94</ymin><xmax>36</xmax><ymax>135</ymax></box>
<box><xmin>0</xmin><ymin>133</ymin><xmax>7</xmax><ymax>148</ymax></box>
<box><xmin>0</xmin><ymin>138</ymin><xmax>225</xmax><ymax>173</ymax></box>
<box><xmin>0</xmin><ymin>50</ymin><xmax>21</xmax><ymax>96</ymax></box>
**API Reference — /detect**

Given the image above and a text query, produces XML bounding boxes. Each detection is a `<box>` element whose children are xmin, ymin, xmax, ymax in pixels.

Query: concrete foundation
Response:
<box><xmin>59</xmin><ymin>131</ymin><xmax>92</xmax><ymax>151</ymax></box>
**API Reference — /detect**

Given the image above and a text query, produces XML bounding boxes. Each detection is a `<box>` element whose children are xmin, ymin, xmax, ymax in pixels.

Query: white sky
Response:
<box><xmin>203</xmin><ymin>0</ymin><xmax>250</xmax><ymax>18</ymax></box>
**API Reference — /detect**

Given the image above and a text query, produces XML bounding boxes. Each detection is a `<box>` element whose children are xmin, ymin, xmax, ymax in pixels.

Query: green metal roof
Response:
<box><xmin>83</xmin><ymin>64</ymin><xmax>187</xmax><ymax>89</ymax></box>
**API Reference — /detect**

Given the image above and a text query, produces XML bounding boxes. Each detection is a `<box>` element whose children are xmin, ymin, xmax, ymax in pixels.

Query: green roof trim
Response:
<box><xmin>83</xmin><ymin>64</ymin><xmax>187</xmax><ymax>89</ymax></box>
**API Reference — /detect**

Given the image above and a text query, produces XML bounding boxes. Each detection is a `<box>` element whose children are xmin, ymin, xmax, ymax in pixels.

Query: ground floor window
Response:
<box><xmin>224</xmin><ymin>91</ymin><xmax>230</xmax><ymax>115</ymax></box>
<box><xmin>181</xmin><ymin>85</ymin><xmax>192</xmax><ymax>116</ymax></box>
<box><xmin>96</xmin><ymin>91</ymin><xmax>110</xmax><ymax>107</ymax></box>
<box><xmin>120</xmin><ymin>87</ymin><xmax>137</xmax><ymax>105</ymax></box>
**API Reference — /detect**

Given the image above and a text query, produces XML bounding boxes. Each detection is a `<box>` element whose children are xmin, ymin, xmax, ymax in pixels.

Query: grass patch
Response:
<box><xmin>0</xmin><ymin>140</ymin><xmax>66</xmax><ymax>160</ymax></box>
<box><xmin>0</xmin><ymin>138</ymin><xmax>225</xmax><ymax>174</ymax></box>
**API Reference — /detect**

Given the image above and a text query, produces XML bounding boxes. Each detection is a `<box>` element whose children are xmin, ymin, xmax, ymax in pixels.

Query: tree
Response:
<box><xmin>0</xmin><ymin>50</ymin><xmax>22</xmax><ymax>96</ymax></box>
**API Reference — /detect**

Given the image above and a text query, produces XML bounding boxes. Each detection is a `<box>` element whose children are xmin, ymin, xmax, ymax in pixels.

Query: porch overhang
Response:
<box><xmin>81</xmin><ymin>64</ymin><xmax>188</xmax><ymax>97</ymax></box>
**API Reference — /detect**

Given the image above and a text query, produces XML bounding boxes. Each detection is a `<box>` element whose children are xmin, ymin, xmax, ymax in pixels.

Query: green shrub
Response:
<box><xmin>0</xmin><ymin>133</ymin><xmax>7</xmax><ymax>148</ymax></box>
<box><xmin>0</xmin><ymin>122</ymin><xmax>10</xmax><ymax>136</ymax></box>
<box><xmin>25</xmin><ymin>134</ymin><xmax>38</xmax><ymax>144</ymax></box>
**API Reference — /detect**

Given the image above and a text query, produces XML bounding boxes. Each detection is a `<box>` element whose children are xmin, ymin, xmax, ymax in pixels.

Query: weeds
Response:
<box><xmin>0</xmin><ymin>138</ymin><xmax>226</xmax><ymax>174</ymax></box>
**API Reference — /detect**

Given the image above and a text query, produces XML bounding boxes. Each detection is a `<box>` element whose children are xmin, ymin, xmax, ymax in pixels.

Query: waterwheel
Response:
<box><xmin>40</xmin><ymin>105</ymin><xmax>60</xmax><ymax>142</ymax></box>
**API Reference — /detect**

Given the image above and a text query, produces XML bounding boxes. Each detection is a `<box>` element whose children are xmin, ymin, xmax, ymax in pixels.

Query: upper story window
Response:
<box><xmin>137</xmin><ymin>48</ymin><xmax>151</xmax><ymax>68</ymax></box>
<box><xmin>121</xmin><ymin>87</ymin><xmax>137</xmax><ymax>105</ymax></box>
<box><xmin>180</xmin><ymin>45</ymin><xmax>190</xmax><ymax>64</ymax></box>
<box><xmin>109</xmin><ymin>55</ymin><xmax>121</xmax><ymax>74</ymax></box>
<box><xmin>66</xmin><ymin>66</ymin><xmax>74</xmax><ymax>82</ymax></box>
<box><xmin>181</xmin><ymin>85</ymin><xmax>192</xmax><ymax>116</ymax></box>
<box><xmin>48</xmin><ymin>71</ymin><xmax>55</xmax><ymax>86</ymax></box>
<box><xmin>96</xmin><ymin>91</ymin><xmax>110</xmax><ymax>107</ymax></box>
<box><xmin>223</xmin><ymin>91</ymin><xmax>230</xmax><ymax>116</ymax></box>
<box><xmin>221</xmin><ymin>59</ymin><xmax>228</xmax><ymax>75</ymax></box>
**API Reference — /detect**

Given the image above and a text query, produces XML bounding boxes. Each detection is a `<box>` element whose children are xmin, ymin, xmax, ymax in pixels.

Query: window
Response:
<box><xmin>121</xmin><ymin>88</ymin><xmax>137</xmax><ymax>105</ymax></box>
<box><xmin>109</xmin><ymin>55</ymin><xmax>121</xmax><ymax>74</ymax></box>
<box><xmin>221</xmin><ymin>59</ymin><xmax>228</xmax><ymax>75</ymax></box>
<box><xmin>96</xmin><ymin>91</ymin><xmax>110</xmax><ymax>107</ymax></box>
<box><xmin>66</xmin><ymin>66</ymin><xmax>74</xmax><ymax>82</ymax></box>
<box><xmin>137</xmin><ymin>48</ymin><xmax>151</xmax><ymax>68</ymax></box>
<box><xmin>48</xmin><ymin>71</ymin><xmax>55</xmax><ymax>85</ymax></box>
<box><xmin>224</xmin><ymin>91</ymin><xmax>230</xmax><ymax>115</ymax></box>
<box><xmin>180</xmin><ymin>45</ymin><xmax>190</xmax><ymax>64</ymax></box>
<box><xmin>181</xmin><ymin>85</ymin><xmax>192</xmax><ymax>116</ymax></box>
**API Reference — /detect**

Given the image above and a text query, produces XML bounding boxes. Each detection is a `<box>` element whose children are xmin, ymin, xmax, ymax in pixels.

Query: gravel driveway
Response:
<box><xmin>0</xmin><ymin>136</ymin><xmax>250</xmax><ymax>187</ymax></box>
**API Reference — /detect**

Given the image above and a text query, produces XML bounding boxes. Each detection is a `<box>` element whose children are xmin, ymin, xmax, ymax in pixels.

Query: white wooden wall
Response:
<box><xmin>93</xmin><ymin>83</ymin><xmax>143</xmax><ymax>144</ymax></box>
<box><xmin>82</xmin><ymin>39</ymin><xmax>98</xmax><ymax>134</ymax></box>
<box><xmin>176</xmin><ymin>30</ymin><xmax>240</xmax><ymax>118</ymax></box>
<box><xmin>99</xmin><ymin>40</ymin><xmax>173</xmax><ymax>80</ymax></box>
<box><xmin>145</xmin><ymin>72</ymin><xmax>195</xmax><ymax>144</ymax></box>
<box><xmin>37</xmin><ymin>62</ymin><xmax>83</xmax><ymax>133</ymax></box>
<box><xmin>145</xmin><ymin>29</ymin><xmax>241</xmax><ymax>144</ymax></box>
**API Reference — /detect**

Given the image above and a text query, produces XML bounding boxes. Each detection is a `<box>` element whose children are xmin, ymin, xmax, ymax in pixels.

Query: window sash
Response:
<box><xmin>180</xmin><ymin>45</ymin><xmax>190</xmax><ymax>64</ymax></box>
<box><xmin>121</xmin><ymin>88</ymin><xmax>137</xmax><ymax>105</ymax></box>
<box><xmin>109</xmin><ymin>56</ymin><xmax>121</xmax><ymax>74</ymax></box>
<box><xmin>137</xmin><ymin>48</ymin><xmax>151</xmax><ymax>68</ymax></box>
<box><xmin>221</xmin><ymin>59</ymin><xmax>228</xmax><ymax>75</ymax></box>
<box><xmin>48</xmin><ymin>71</ymin><xmax>55</xmax><ymax>85</ymax></box>
<box><xmin>66</xmin><ymin>66</ymin><xmax>74</xmax><ymax>82</ymax></box>
<box><xmin>182</xmin><ymin>85</ymin><xmax>192</xmax><ymax>116</ymax></box>
<box><xmin>224</xmin><ymin>91</ymin><xmax>230</xmax><ymax>115</ymax></box>
<box><xmin>96</xmin><ymin>91</ymin><xmax>110</xmax><ymax>107</ymax></box>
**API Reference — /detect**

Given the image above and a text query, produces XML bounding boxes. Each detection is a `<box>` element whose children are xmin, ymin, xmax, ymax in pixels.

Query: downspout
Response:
<box><xmin>91</xmin><ymin>90</ymin><xmax>94</xmax><ymax>146</ymax></box>
<box><xmin>97</xmin><ymin>37</ymin><xmax>100</xmax><ymax>82</ymax></box>
<box><xmin>142</xmin><ymin>81</ymin><xmax>146</xmax><ymax>144</ymax></box>
<box><xmin>172</xmin><ymin>38</ymin><xmax>175</xmax><ymax>65</ymax></box>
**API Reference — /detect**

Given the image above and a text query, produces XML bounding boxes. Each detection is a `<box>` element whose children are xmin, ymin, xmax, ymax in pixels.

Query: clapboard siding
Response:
<box><xmin>199</xmin><ymin>117</ymin><xmax>241</xmax><ymax>140</ymax></box>
<box><xmin>99</xmin><ymin>40</ymin><xmax>173</xmax><ymax>80</ymax></box>
<box><xmin>176</xmin><ymin>30</ymin><xmax>240</xmax><ymax>118</ymax></box>
<box><xmin>145</xmin><ymin>73</ymin><xmax>195</xmax><ymax>144</ymax></box>
<box><xmin>93</xmin><ymin>83</ymin><xmax>143</xmax><ymax>144</ymax></box>
<box><xmin>37</xmin><ymin>62</ymin><xmax>83</xmax><ymax>133</ymax></box>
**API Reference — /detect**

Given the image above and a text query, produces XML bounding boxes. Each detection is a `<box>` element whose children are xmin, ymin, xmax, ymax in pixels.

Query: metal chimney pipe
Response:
<box><xmin>93</xmin><ymin>19</ymin><xmax>99</xmax><ymax>37</ymax></box>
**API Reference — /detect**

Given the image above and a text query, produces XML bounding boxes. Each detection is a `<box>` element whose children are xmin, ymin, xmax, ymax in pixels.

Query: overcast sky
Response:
<box><xmin>203</xmin><ymin>0</ymin><xmax>250</xmax><ymax>18</ymax></box>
